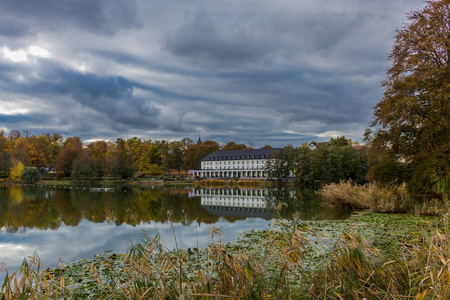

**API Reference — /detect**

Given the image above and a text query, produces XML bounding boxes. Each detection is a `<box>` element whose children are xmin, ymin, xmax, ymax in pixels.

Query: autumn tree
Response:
<box><xmin>0</xmin><ymin>132</ymin><xmax>11</xmax><ymax>153</ymax></box>
<box><xmin>7</xmin><ymin>130</ymin><xmax>21</xmax><ymax>146</ymax></box>
<box><xmin>87</xmin><ymin>140</ymin><xmax>108</xmax><ymax>174</ymax></box>
<box><xmin>184</xmin><ymin>140</ymin><xmax>220</xmax><ymax>170</ymax></box>
<box><xmin>55</xmin><ymin>148</ymin><xmax>81</xmax><ymax>178</ymax></box>
<box><xmin>54</xmin><ymin>136</ymin><xmax>83</xmax><ymax>178</ymax></box>
<box><xmin>365</xmin><ymin>0</ymin><xmax>450</xmax><ymax>193</ymax></box>
<box><xmin>222</xmin><ymin>141</ymin><xmax>249</xmax><ymax>151</ymax></box>
<box><xmin>11</xmin><ymin>137</ymin><xmax>29</xmax><ymax>164</ymax></box>
<box><xmin>9</xmin><ymin>160</ymin><xmax>25</xmax><ymax>180</ymax></box>
<box><xmin>138</xmin><ymin>142</ymin><xmax>162</xmax><ymax>172</ymax></box>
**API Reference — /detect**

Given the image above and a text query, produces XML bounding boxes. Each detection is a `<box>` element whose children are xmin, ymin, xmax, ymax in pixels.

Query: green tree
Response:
<box><xmin>107</xmin><ymin>138</ymin><xmax>134</xmax><ymax>179</ymax></box>
<box><xmin>0</xmin><ymin>151</ymin><xmax>12</xmax><ymax>180</ymax></box>
<box><xmin>21</xmin><ymin>166</ymin><xmax>41</xmax><ymax>183</ymax></box>
<box><xmin>266</xmin><ymin>146</ymin><xmax>296</xmax><ymax>182</ymax></box>
<box><xmin>365</xmin><ymin>0</ymin><xmax>450</xmax><ymax>193</ymax></box>
<box><xmin>72</xmin><ymin>151</ymin><xmax>103</xmax><ymax>181</ymax></box>
<box><xmin>167</xmin><ymin>141</ymin><xmax>184</xmax><ymax>174</ymax></box>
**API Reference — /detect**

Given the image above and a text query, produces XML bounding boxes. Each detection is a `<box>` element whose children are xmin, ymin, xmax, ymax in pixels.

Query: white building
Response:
<box><xmin>193</xmin><ymin>148</ymin><xmax>282</xmax><ymax>179</ymax></box>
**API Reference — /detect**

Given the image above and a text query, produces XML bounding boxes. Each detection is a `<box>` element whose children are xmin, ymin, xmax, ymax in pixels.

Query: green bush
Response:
<box><xmin>21</xmin><ymin>166</ymin><xmax>41</xmax><ymax>183</ymax></box>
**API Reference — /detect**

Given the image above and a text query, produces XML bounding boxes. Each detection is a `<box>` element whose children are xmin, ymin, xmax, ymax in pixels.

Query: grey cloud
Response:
<box><xmin>40</xmin><ymin>66</ymin><xmax>160</xmax><ymax>128</ymax></box>
<box><xmin>163</xmin><ymin>8</ymin><xmax>273</xmax><ymax>67</ymax></box>
<box><xmin>0</xmin><ymin>60</ymin><xmax>161</xmax><ymax>133</ymax></box>
<box><xmin>0</xmin><ymin>16</ymin><xmax>31</xmax><ymax>38</ymax></box>
<box><xmin>0</xmin><ymin>0</ymin><xmax>140</xmax><ymax>36</ymax></box>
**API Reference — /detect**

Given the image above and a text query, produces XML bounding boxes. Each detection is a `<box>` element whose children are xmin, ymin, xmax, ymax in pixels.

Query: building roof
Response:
<box><xmin>202</xmin><ymin>148</ymin><xmax>282</xmax><ymax>161</ymax></box>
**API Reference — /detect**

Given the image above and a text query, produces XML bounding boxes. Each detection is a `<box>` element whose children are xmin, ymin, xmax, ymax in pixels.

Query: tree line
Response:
<box><xmin>0</xmin><ymin>130</ymin><xmax>259</xmax><ymax>181</ymax></box>
<box><xmin>0</xmin><ymin>129</ymin><xmax>372</xmax><ymax>184</ymax></box>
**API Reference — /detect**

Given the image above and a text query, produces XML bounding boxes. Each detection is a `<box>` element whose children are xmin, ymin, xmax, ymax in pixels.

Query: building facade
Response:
<box><xmin>193</xmin><ymin>148</ymin><xmax>282</xmax><ymax>179</ymax></box>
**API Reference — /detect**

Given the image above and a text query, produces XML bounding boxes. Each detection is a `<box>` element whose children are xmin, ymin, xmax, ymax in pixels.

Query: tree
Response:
<box><xmin>106</xmin><ymin>138</ymin><xmax>134</xmax><ymax>179</ymax></box>
<box><xmin>87</xmin><ymin>140</ymin><xmax>107</xmax><ymax>174</ymax></box>
<box><xmin>9</xmin><ymin>160</ymin><xmax>25</xmax><ymax>180</ymax></box>
<box><xmin>183</xmin><ymin>140</ymin><xmax>220</xmax><ymax>170</ymax></box>
<box><xmin>365</xmin><ymin>0</ymin><xmax>450</xmax><ymax>193</ymax></box>
<box><xmin>72</xmin><ymin>151</ymin><xmax>104</xmax><ymax>181</ymax></box>
<box><xmin>266</xmin><ymin>146</ymin><xmax>297</xmax><ymax>182</ymax></box>
<box><xmin>0</xmin><ymin>151</ymin><xmax>12</xmax><ymax>180</ymax></box>
<box><xmin>21</xmin><ymin>166</ymin><xmax>41</xmax><ymax>183</ymax></box>
<box><xmin>167</xmin><ymin>141</ymin><xmax>184</xmax><ymax>174</ymax></box>
<box><xmin>55</xmin><ymin>148</ymin><xmax>82</xmax><ymax>178</ymax></box>
<box><xmin>222</xmin><ymin>141</ymin><xmax>249</xmax><ymax>151</ymax></box>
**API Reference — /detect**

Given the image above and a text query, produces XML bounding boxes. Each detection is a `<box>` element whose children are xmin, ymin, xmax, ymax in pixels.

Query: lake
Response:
<box><xmin>0</xmin><ymin>183</ymin><xmax>350</xmax><ymax>278</ymax></box>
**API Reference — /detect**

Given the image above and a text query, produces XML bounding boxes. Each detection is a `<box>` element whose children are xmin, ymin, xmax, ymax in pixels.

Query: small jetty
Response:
<box><xmin>90</xmin><ymin>187</ymin><xmax>114</xmax><ymax>192</ymax></box>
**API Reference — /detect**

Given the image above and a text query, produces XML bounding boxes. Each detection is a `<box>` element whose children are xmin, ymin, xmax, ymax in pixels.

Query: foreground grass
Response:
<box><xmin>1</xmin><ymin>213</ymin><xmax>449</xmax><ymax>299</ymax></box>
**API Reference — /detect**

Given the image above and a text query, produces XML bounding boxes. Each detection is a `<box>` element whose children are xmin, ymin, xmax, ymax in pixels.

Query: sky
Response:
<box><xmin>0</xmin><ymin>0</ymin><xmax>425</xmax><ymax>148</ymax></box>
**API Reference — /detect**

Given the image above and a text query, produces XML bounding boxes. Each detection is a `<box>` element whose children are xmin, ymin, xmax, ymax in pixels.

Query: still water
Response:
<box><xmin>0</xmin><ymin>184</ymin><xmax>350</xmax><ymax>276</ymax></box>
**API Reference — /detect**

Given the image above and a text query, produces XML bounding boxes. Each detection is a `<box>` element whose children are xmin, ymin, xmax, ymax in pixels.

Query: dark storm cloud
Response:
<box><xmin>0</xmin><ymin>59</ymin><xmax>161</xmax><ymax>132</ymax></box>
<box><xmin>37</xmin><ymin>66</ymin><xmax>161</xmax><ymax>128</ymax></box>
<box><xmin>163</xmin><ymin>8</ymin><xmax>273</xmax><ymax>67</ymax></box>
<box><xmin>0</xmin><ymin>0</ymin><xmax>140</xmax><ymax>36</ymax></box>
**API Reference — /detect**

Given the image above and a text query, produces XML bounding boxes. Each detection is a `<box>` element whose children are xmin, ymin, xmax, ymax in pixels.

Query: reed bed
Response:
<box><xmin>308</xmin><ymin>215</ymin><xmax>450</xmax><ymax>299</ymax></box>
<box><xmin>319</xmin><ymin>181</ymin><xmax>450</xmax><ymax>215</ymax></box>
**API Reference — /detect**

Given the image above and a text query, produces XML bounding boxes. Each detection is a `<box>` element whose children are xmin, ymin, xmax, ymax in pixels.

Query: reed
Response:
<box><xmin>307</xmin><ymin>215</ymin><xmax>450</xmax><ymax>299</ymax></box>
<box><xmin>319</xmin><ymin>181</ymin><xmax>449</xmax><ymax>215</ymax></box>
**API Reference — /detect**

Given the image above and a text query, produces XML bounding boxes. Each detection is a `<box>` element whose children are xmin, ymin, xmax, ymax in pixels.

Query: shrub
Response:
<box><xmin>21</xmin><ymin>166</ymin><xmax>41</xmax><ymax>183</ymax></box>
<box><xmin>148</xmin><ymin>164</ymin><xmax>162</xmax><ymax>175</ymax></box>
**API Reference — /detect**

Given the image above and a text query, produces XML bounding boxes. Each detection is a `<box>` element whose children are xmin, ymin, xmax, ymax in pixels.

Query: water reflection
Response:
<box><xmin>0</xmin><ymin>184</ymin><xmax>350</xmax><ymax>277</ymax></box>
<box><xmin>195</xmin><ymin>187</ymin><xmax>273</xmax><ymax>219</ymax></box>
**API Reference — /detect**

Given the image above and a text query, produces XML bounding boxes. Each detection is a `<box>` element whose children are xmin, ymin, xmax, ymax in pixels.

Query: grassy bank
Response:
<box><xmin>2</xmin><ymin>213</ymin><xmax>448</xmax><ymax>299</ymax></box>
<box><xmin>319</xmin><ymin>181</ymin><xmax>450</xmax><ymax>216</ymax></box>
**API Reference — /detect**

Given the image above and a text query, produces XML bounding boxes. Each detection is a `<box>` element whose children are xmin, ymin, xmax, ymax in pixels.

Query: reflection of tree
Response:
<box><xmin>52</xmin><ymin>190</ymin><xmax>82</xmax><ymax>226</ymax></box>
<box><xmin>223</xmin><ymin>216</ymin><xmax>246</xmax><ymax>223</ymax></box>
<box><xmin>0</xmin><ymin>187</ymin><xmax>61</xmax><ymax>230</ymax></box>
<box><xmin>266</xmin><ymin>187</ymin><xmax>351</xmax><ymax>220</ymax></box>
<box><xmin>0</xmin><ymin>186</ymin><xmax>349</xmax><ymax>231</ymax></box>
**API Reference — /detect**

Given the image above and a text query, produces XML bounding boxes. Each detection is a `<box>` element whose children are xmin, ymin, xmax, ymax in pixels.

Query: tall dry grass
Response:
<box><xmin>308</xmin><ymin>215</ymin><xmax>450</xmax><ymax>299</ymax></box>
<box><xmin>319</xmin><ymin>181</ymin><xmax>449</xmax><ymax>215</ymax></box>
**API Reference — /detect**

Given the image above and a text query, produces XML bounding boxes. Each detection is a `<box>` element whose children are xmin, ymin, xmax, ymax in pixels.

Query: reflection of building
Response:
<box><xmin>194</xmin><ymin>188</ymin><xmax>273</xmax><ymax>219</ymax></box>
<box><xmin>193</xmin><ymin>148</ymin><xmax>282</xmax><ymax>179</ymax></box>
